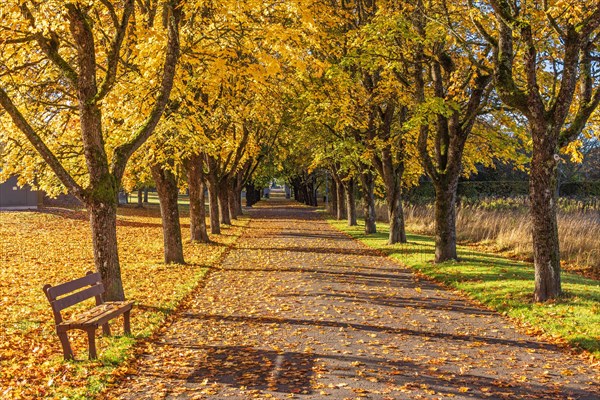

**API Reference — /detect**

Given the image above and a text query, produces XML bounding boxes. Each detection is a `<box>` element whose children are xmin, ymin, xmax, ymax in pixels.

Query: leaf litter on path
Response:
<box><xmin>106</xmin><ymin>199</ymin><xmax>600</xmax><ymax>400</ymax></box>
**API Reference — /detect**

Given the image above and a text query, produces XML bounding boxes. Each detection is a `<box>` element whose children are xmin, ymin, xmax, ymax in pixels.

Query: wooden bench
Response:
<box><xmin>43</xmin><ymin>271</ymin><xmax>134</xmax><ymax>360</ymax></box>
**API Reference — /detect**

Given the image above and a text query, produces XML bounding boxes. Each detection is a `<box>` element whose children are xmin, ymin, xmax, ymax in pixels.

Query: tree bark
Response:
<box><xmin>345</xmin><ymin>177</ymin><xmax>357</xmax><ymax>226</ymax></box>
<box><xmin>186</xmin><ymin>155</ymin><xmax>209</xmax><ymax>243</ymax></box>
<box><xmin>137</xmin><ymin>188</ymin><xmax>143</xmax><ymax>208</ymax></box>
<box><xmin>151</xmin><ymin>164</ymin><xmax>185</xmax><ymax>264</ymax></box>
<box><xmin>234</xmin><ymin>171</ymin><xmax>244</xmax><ymax>216</ymax></box>
<box><xmin>433</xmin><ymin>181</ymin><xmax>458</xmax><ymax>262</ymax></box>
<box><xmin>359</xmin><ymin>169</ymin><xmax>377</xmax><ymax>234</ymax></box>
<box><xmin>89</xmin><ymin>199</ymin><xmax>124</xmax><ymax>301</ymax></box>
<box><xmin>531</xmin><ymin>124</ymin><xmax>561</xmax><ymax>301</ymax></box>
<box><xmin>206</xmin><ymin>170</ymin><xmax>220</xmax><ymax>234</ymax></box>
<box><xmin>332</xmin><ymin>173</ymin><xmax>346</xmax><ymax>220</ymax></box>
<box><xmin>218</xmin><ymin>178</ymin><xmax>232</xmax><ymax>224</ymax></box>
<box><xmin>388</xmin><ymin>192</ymin><xmax>407</xmax><ymax>244</ymax></box>
<box><xmin>380</xmin><ymin>150</ymin><xmax>406</xmax><ymax>244</ymax></box>
<box><xmin>227</xmin><ymin>178</ymin><xmax>238</xmax><ymax>220</ymax></box>
<box><xmin>330</xmin><ymin>176</ymin><xmax>338</xmax><ymax>216</ymax></box>
<box><xmin>246</xmin><ymin>182</ymin><xmax>259</xmax><ymax>207</ymax></box>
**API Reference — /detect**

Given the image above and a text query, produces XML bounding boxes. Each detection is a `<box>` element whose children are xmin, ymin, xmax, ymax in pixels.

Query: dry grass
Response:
<box><xmin>356</xmin><ymin>199</ymin><xmax>600</xmax><ymax>279</ymax></box>
<box><xmin>0</xmin><ymin>205</ymin><xmax>247</xmax><ymax>399</ymax></box>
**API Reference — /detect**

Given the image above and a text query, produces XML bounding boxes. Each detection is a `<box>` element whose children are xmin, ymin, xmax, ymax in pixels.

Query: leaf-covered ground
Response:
<box><xmin>0</xmin><ymin>206</ymin><xmax>247</xmax><ymax>399</ymax></box>
<box><xmin>106</xmin><ymin>199</ymin><xmax>600</xmax><ymax>399</ymax></box>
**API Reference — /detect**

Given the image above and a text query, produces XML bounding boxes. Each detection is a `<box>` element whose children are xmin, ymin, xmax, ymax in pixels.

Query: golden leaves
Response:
<box><xmin>0</xmin><ymin>206</ymin><xmax>248</xmax><ymax>398</ymax></box>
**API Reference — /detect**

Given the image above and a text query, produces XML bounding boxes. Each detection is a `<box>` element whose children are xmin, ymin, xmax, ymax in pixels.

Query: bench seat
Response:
<box><xmin>58</xmin><ymin>301</ymin><xmax>134</xmax><ymax>331</ymax></box>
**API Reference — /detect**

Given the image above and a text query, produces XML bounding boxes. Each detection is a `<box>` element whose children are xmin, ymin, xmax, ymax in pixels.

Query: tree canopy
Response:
<box><xmin>2</xmin><ymin>0</ymin><xmax>600</xmax><ymax>302</ymax></box>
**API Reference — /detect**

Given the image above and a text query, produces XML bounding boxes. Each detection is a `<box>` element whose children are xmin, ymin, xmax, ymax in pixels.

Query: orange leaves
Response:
<box><xmin>0</xmin><ymin>205</ymin><xmax>248</xmax><ymax>398</ymax></box>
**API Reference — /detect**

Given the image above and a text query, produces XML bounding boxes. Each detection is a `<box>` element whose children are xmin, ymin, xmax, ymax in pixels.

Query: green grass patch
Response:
<box><xmin>328</xmin><ymin>218</ymin><xmax>600</xmax><ymax>357</ymax></box>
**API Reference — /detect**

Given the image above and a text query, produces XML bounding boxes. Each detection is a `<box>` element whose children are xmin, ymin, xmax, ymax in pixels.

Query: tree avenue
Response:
<box><xmin>2</xmin><ymin>0</ymin><xmax>599</xmax><ymax>303</ymax></box>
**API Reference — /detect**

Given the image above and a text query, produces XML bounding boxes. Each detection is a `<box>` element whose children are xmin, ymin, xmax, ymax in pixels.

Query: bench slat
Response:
<box><xmin>53</xmin><ymin>284</ymin><xmax>105</xmax><ymax>312</ymax></box>
<box><xmin>46</xmin><ymin>272</ymin><xmax>101</xmax><ymax>300</ymax></box>
<box><xmin>57</xmin><ymin>301</ymin><xmax>133</xmax><ymax>331</ymax></box>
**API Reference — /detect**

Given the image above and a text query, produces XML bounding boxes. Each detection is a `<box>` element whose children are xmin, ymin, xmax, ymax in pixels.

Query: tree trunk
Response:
<box><xmin>303</xmin><ymin>175</ymin><xmax>315</xmax><ymax>206</ymax></box>
<box><xmin>206</xmin><ymin>171</ymin><xmax>220</xmax><ymax>234</ymax></box>
<box><xmin>345</xmin><ymin>177</ymin><xmax>357</xmax><ymax>226</ymax></box>
<box><xmin>380</xmin><ymin>148</ymin><xmax>407</xmax><ymax>244</ymax></box>
<box><xmin>433</xmin><ymin>181</ymin><xmax>458</xmax><ymax>262</ymax></box>
<box><xmin>330</xmin><ymin>176</ymin><xmax>338</xmax><ymax>216</ymax></box>
<box><xmin>137</xmin><ymin>188</ymin><xmax>143</xmax><ymax>208</ymax></box>
<box><xmin>89</xmin><ymin>199</ymin><xmax>125</xmax><ymax>301</ymax></box>
<box><xmin>218</xmin><ymin>179</ymin><xmax>232</xmax><ymax>225</ymax></box>
<box><xmin>246</xmin><ymin>182</ymin><xmax>258</xmax><ymax>207</ymax></box>
<box><xmin>531</xmin><ymin>124</ymin><xmax>561</xmax><ymax>301</ymax></box>
<box><xmin>186</xmin><ymin>156</ymin><xmax>209</xmax><ymax>243</ymax></box>
<box><xmin>236</xmin><ymin>187</ymin><xmax>243</xmax><ymax>215</ymax></box>
<box><xmin>151</xmin><ymin>164</ymin><xmax>185</xmax><ymax>264</ymax></box>
<box><xmin>333</xmin><ymin>176</ymin><xmax>346</xmax><ymax>220</ymax></box>
<box><xmin>144</xmin><ymin>188</ymin><xmax>148</xmax><ymax>203</ymax></box>
<box><xmin>227</xmin><ymin>178</ymin><xmax>238</xmax><ymax>220</ymax></box>
<box><xmin>359</xmin><ymin>170</ymin><xmax>377</xmax><ymax>234</ymax></box>
<box><xmin>234</xmin><ymin>171</ymin><xmax>244</xmax><ymax>216</ymax></box>
<box><xmin>388</xmin><ymin>194</ymin><xmax>407</xmax><ymax>244</ymax></box>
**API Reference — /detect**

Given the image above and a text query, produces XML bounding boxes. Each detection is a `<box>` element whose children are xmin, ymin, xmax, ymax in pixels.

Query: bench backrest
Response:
<box><xmin>43</xmin><ymin>271</ymin><xmax>105</xmax><ymax>324</ymax></box>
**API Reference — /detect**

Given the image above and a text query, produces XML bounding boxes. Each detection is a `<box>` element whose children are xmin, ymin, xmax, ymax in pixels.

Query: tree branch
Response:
<box><xmin>94</xmin><ymin>0</ymin><xmax>135</xmax><ymax>103</ymax></box>
<box><xmin>111</xmin><ymin>0</ymin><xmax>183</xmax><ymax>182</ymax></box>
<box><xmin>20</xmin><ymin>4</ymin><xmax>79</xmax><ymax>87</ymax></box>
<box><xmin>0</xmin><ymin>87</ymin><xmax>85</xmax><ymax>200</ymax></box>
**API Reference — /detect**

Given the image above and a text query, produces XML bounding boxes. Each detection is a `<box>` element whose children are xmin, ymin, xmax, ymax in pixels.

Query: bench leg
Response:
<box><xmin>57</xmin><ymin>331</ymin><xmax>74</xmax><ymax>360</ymax></box>
<box><xmin>123</xmin><ymin>310</ymin><xmax>131</xmax><ymax>335</ymax></box>
<box><xmin>102</xmin><ymin>323</ymin><xmax>111</xmax><ymax>336</ymax></box>
<box><xmin>86</xmin><ymin>328</ymin><xmax>97</xmax><ymax>360</ymax></box>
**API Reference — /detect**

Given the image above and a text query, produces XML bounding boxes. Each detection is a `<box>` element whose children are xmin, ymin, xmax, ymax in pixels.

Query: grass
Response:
<box><xmin>358</xmin><ymin>199</ymin><xmax>600</xmax><ymax>279</ymax></box>
<box><xmin>404</xmin><ymin>204</ymin><xmax>600</xmax><ymax>279</ymax></box>
<box><xmin>328</xmin><ymin>217</ymin><xmax>600</xmax><ymax>358</ymax></box>
<box><xmin>0</xmin><ymin>205</ymin><xmax>248</xmax><ymax>399</ymax></box>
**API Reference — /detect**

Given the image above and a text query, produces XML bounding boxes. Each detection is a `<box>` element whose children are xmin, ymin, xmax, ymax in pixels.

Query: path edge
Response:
<box><xmin>96</xmin><ymin>216</ymin><xmax>252</xmax><ymax>399</ymax></box>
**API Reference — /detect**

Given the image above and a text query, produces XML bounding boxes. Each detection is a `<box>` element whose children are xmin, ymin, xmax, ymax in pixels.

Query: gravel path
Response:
<box><xmin>107</xmin><ymin>198</ymin><xmax>600</xmax><ymax>400</ymax></box>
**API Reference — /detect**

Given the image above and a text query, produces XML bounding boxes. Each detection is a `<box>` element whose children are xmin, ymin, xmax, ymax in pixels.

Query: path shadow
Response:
<box><xmin>184</xmin><ymin>313</ymin><xmax>555</xmax><ymax>352</ymax></box>
<box><xmin>309</xmin><ymin>291</ymin><xmax>495</xmax><ymax>316</ymax></box>
<box><xmin>278</xmin><ymin>232</ymin><xmax>352</xmax><ymax>240</ymax></box>
<box><xmin>224</xmin><ymin>266</ymin><xmax>427</xmax><ymax>290</ymax></box>
<box><xmin>250</xmin><ymin>246</ymin><xmax>383</xmax><ymax>257</ymax></box>
<box><xmin>186</xmin><ymin>346</ymin><xmax>314</xmax><ymax>394</ymax></box>
<box><xmin>317</xmin><ymin>352</ymin><xmax>600</xmax><ymax>400</ymax></box>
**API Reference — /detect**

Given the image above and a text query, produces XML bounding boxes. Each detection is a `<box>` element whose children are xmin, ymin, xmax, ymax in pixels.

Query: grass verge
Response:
<box><xmin>328</xmin><ymin>217</ymin><xmax>600</xmax><ymax>359</ymax></box>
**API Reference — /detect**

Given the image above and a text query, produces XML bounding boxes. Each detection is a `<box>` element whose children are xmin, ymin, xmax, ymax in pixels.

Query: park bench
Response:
<box><xmin>43</xmin><ymin>271</ymin><xmax>133</xmax><ymax>360</ymax></box>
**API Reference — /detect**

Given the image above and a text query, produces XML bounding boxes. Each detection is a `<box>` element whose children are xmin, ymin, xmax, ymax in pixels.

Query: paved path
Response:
<box><xmin>109</xmin><ymin>199</ymin><xmax>599</xmax><ymax>399</ymax></box>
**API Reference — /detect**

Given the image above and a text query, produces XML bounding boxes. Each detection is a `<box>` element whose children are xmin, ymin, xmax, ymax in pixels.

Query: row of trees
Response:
<box><xmin>2</xmin><ymin>1</ymin><xmax>600</xmax><ymax>302</ymax></box>
<box><xmin>0</xmin><ymin>0</ymin><xmax>314</xmax><ymax>300</ymax></box>
<box><xmin>281</xmin><ymin>0</ymin><xmax>600</xmax><ymax>302</ymax></box>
